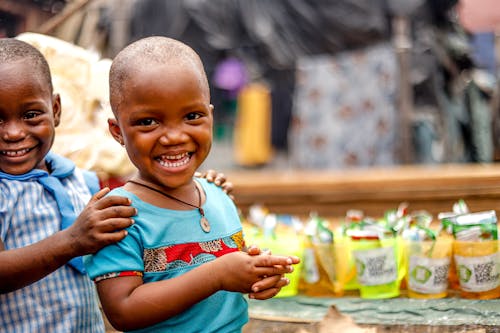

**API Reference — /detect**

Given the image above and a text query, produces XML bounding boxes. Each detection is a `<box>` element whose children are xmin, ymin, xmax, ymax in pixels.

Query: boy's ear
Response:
<box><xmin>209</xmin><ymin>104</ymin><xmax>214</xmax><ymax>115</ymax></box>
<box><xmin>108</xmin><ymin>118</ymin><xmax>124</xmax><ymax>146</ymax></box>
<box><xmin>52</xmin><ymin>93</ymin><xmax>62</xmax><ymax>127</ymax></box>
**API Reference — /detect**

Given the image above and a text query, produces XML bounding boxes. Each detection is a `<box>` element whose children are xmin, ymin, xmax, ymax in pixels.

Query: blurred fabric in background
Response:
<box><xmin>1</xmin><ymin>0</ymin><xmax>499</xmax><ymax>174</ymax></box>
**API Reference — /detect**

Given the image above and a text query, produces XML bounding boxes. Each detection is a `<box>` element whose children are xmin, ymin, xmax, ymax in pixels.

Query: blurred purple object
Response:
<box><xmin>213</xmin><ymin>57</ymin><xmax>248</xmax><ymax>96</ymax></box>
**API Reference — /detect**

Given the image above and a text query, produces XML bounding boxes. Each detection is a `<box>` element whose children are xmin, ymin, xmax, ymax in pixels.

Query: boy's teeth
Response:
<box><xmin>158</xmin><ymin>152</ymin><xmax>190</xmax><ymax>167</ymax></box>
<box><xmin>2</xmin><ymin>148</ymin><xmax>30</xmax><ymax>156</ymax></box>
<box><xmin>165</xmin><ymin>152</ymin><xmax>187</xmax><ymax>160</ymax></box>
<box><xmin>159</xmin><ymin>158</ymin><xmax>189</xmax><ymax>168</ymax></box>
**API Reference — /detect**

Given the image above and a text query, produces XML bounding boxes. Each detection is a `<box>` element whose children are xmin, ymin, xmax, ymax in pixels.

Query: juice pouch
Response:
<box><xmin>340</xmin><ymin>211</ymin><xmax>375</xmax><ymax>292</ymax></box>
<box><xmin>341</xmin><ymin>235</ymin><xmax>360</xmax><ymax>291</ymax></box>
<box><xmin>350</xmin><ymin>233</ymin><xmax>405</xmax><ymax>299</ymax></box>
<box><xmin>438</xmin><ymin>212</ymin><xmax>463</xmax><ymax>290</ymax></box>
<box><xmin>437</xmin><ymin>200</ymin><xmax>473</xmax><ymax>291</ymax></box>
<box><xmin>299</xmin><ymin>215</ymin><xmax>346</xmax><ymax>297</ymax></box>
<box><xmin>451</xmin><ymin>210</ymin><xmax>500</xmax><ymax>299</ymax></box>
<box><xmin>404</xmin><ymin>237</ymin><xmax>453</xmax><ymax>299</ymax></box>
<box><xmin>315</xmin><ymin>239</ymin><xmax>349</xmax><ymax>296</ymax></box>
<box><xmin>299</xmin><ymin>240</ymin><xmax>348</xmax><ymax>297</ymax></box>
<box><xmin>453</xmin><ymin>240</ymin><xmax>500</xmax><ymax>299</ymax></box>
<box><xmin>299</xmin><ymin>235</ymin><xmax>333</xmax><ymax>296</ymax></box>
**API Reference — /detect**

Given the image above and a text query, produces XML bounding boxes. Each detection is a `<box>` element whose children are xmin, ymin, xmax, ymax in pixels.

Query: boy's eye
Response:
<box><xmin>137</xmin><ymin>118</ymin><xmax>158</xmax><ymax>126</ymax></box>
<box><xmin>185</xmin><ymin>112</ymin><xmax>202</xmax><ymax>121</ymax></box>
<box><xmin>24</xmin><ymin>110</ymin><xmax>41</xmax><ymax>120</ymax></box>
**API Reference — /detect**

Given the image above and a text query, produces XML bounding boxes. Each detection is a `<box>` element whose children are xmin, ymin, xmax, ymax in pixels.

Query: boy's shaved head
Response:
<box><xmin>0</xmin><ymin>38</ymin><xmax>53</xmax><ymax>92</ymax></box>
<box><xmin>109</xmin><ymin>36</ymin><xmax>209</xmax><ymax>113</ymax></box>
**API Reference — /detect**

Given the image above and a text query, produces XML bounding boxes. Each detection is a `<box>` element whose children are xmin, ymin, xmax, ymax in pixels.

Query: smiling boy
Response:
<box><xmin>84</xmin><ymin>36</ymin><xmax>299</xmax><ymax>332</ymax></box>
<box><xmin>0</xmin><ymin>38</ymin><xmax>137</xmax><ymax>332</ymax></box>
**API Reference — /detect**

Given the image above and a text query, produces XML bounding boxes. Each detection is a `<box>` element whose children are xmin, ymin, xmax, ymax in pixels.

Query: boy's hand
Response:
<box><xmin>249</xmin><ymin>274</ymin><xmax>290</xmax><ymax>299</ymax></box>
<box><xmin>64</xmin><ymin>187</ymin><xmax>136</xmax><ymax>256</ymax></box>
<box><xmin>195</xmin><ymin>169</ymin><xmax>234</xmax><ymax>199</ymax></box>
<box><xmin>245</xmin><ymin>244</ymin><xmax>300</xmax><ymax>299</ymax></box>
<box><xmin>210</xmin><ymin>251</ymin><xmax>298</xmax><ymax>294</ymax></box>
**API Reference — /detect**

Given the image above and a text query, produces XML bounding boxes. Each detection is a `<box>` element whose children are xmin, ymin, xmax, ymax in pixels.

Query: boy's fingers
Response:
<box><xmin>93</xmin><ymin>195</ymin><xmax>133</xmax><ymax>210</ymax></box>
<box><xmin>256</xmin><ymin>274</ymin><xmax>282</xmax><ymax>287</ymax></box>
<box><xmin>255</xmin><ymin>255</ymin><xmax>296</xmax><ymax>267</ymax></box>
<box><xmin>287</xmin><ymin>256</ymin><xmax>301</xmax><ymax>264</ymax></box>
<box><xmin>252</xmin><ymin>264</ymin><xmax>293</xmax><ymax>278</ymax></box>
<box><xmin>100</xmin><ymin>229</ymin><xmax>129</xmax><ymax>244</ymax></box>
<box><xmin>246</xmin><ymin>244</ymin><xmax>260</xmax><ymax>255</ymax></box>
<box><xmin>251</xmin><ymin>275</ymin><xmax>289</xmax><ymax>293</ymax></box>
<box><xmin>258</xmin><ymin>265</ymin><xmax>294</xmax><ymax>277</ymax></box>
<box><xmin>89</xmin><ymin>187</ymin><xmax>110</xmax><ymax>202</ymax></box>
<box><xmin>99</xmin><ymin>217</ymin><xmax>135</xmax><ymax>233</ymax></box>
<box><xmin>100</xmin><ymin>206</ymin><xmax>137</xmax><ymax>220</ymax></box>
<box><xmin>214</xmin><ymin>173</ymin><xmax>226</xmax><ymax>186</ymax></box>
<box><xmin>205</xmin><ymin>169</ymin><xmax>217</xmax><ymax>181</ymax></box>
<box><xmin>221</xmin><ymin>181</ymin><xmax>233</xmax><ymax>192</ymax></box>
<box><xmin>249</xmin><ymin>287</ymin><xmax>280</xmax><ymax>300</ymax></box>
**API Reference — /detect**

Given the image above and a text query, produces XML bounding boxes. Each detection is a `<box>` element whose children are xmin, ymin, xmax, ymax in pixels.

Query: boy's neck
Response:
<box><xmin>125</xmin><ymin>178</ymin><xmax>202</xmax><ymax>210</ymax></box>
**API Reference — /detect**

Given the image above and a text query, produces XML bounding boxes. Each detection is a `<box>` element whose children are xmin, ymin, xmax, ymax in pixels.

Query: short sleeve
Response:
<box><xmin>84</xmin><ymin>224</ymin><xmax>144</xmax><ymax>280</ymax></box>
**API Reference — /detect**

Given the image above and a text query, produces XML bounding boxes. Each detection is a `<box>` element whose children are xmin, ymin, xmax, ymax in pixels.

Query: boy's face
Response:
<box><xmin>109</xmin><ymin>62</ymin><xmax>213</xmax><ymax>190</ymax></box>
<box><xmin>0</xmin><ymin>59</ymin><xmax>60</xmax><ymax>175</ymax></box>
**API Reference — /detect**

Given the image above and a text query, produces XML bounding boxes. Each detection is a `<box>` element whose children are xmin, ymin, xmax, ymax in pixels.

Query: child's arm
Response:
<box><xmin>0</xmin><ymin>188</ymin><xmax>136</xmax><ymax>293</ymax></box>
<box><xmin>96</xmin><ymin>251</ymin><xmax>297</xmax><ymax>331</ymax></box>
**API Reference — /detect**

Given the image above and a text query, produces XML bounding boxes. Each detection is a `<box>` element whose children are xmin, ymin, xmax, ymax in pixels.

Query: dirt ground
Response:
<box><xmin>243</xmin><ymin>320</ymin><xmax>500</xmax><ymax>333</ymax></box>
<box><xmin>104</xmin><ymin>307</ymin><xmax>500</xmax><ymax>333</ymax></box>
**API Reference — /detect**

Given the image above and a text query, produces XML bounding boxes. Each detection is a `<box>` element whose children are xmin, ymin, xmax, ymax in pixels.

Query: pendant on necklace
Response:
<box><xmin>200</xmin><ymin>216</ymin><xmax>211</xmax><ymax>233</ymax></box>
<box><xmin>198</xmin><ymin>207</ymin><xmax>210</xmax><ymax>233</ymax></box>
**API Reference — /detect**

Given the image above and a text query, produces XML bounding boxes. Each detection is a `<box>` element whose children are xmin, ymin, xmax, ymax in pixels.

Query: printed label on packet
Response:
<box><xmin>454</xmin><ymin>252</ymin><xmax>500</xmax><ymax>292</ymax></box>
<box><xmin>408</xmin><ymin>256</ymin><xmax>450</xmax><ymax>294</ymax></box>
<box><xmin>353</xmin><ymin>246</ymin><xmax>397</xmax><ymax>286</ymax></box>
<box><xmin>303</xmin><ymin>247</ymin><xmax>320</xmax><ymax>283</ymax></box>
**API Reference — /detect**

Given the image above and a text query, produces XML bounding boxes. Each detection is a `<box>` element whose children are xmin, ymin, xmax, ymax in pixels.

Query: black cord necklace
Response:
<box><xmin>127</xmin><ymin>179</ymin><xmax>211</xmax><ymax>233</ymax></box>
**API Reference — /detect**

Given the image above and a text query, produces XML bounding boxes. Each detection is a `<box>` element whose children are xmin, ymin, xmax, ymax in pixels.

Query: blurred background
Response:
<box><xmin>1</xmin><ymin>0</ymin><xmax>500</xmax><ymax>176</ymax></box>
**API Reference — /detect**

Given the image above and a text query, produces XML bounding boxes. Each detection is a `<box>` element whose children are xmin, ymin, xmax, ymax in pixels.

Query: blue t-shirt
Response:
<box><xmin>85</xmin><ymin>178</ymin><xmax>248</xmax><ymax>332</ymax></box>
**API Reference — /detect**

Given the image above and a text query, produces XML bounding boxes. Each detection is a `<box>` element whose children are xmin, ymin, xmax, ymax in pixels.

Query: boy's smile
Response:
<box><xmin>0</xmin><ymin>59</ymin><xmax>60</xmax><ymax>175</ymax></box>
<box><xmin>109</xmin><ymin>62</ymin><xmax>213</xmax><ymax>193</ymax></box>
<box><xmin>157</xmin><ymin>152</ymin><xmax>191</xmax><ymax>168</ymax></box>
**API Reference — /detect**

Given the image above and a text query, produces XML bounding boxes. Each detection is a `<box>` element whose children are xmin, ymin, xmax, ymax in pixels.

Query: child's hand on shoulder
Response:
<box><xmin>63</xmin><ymin>187</ymin><xmax>136</xmax><ymax>256</ymax></box>
<box><xmin>195</xmin><ymin>169</ymin><xmax>234</xmax><ymax>199</ymax></box>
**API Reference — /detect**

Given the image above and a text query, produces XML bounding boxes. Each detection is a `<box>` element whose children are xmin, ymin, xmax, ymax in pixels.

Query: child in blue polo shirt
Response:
<box><xmin>0</xmin><ymin>38</ymin><xmax>139</xmax><ymax>332</ymax></box>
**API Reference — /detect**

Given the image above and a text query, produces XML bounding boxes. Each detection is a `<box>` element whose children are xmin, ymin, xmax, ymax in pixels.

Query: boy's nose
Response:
<box><xmin>2</xmin><ymin>123</ymin><xmax>26</xmax><ymax>142</ymax></box>
<box><xmin>158</xmin><ymin>129</ymin><xmax>186</xmax><ymax>145</ymax></box>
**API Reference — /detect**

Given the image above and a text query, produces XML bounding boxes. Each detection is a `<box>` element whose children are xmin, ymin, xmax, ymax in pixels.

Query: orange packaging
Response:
<box><xmin>404</xmin><ymin>237</ymin><xmax>452</xmax><ymax>299</ymax></box>
<box><xmin>453</xmin><ymin>240</ymin><xmax>500</xmax><ymax>299</ymax></box>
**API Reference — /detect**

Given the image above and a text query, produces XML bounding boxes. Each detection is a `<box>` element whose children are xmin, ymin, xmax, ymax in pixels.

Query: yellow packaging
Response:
<box><xmin>351</xmin><ymin>237</ymin><xmax>405</xmax><ymax>299</ymax></box>
<box><xmin>341</xmin><ymin>236</ymin><xmax>360</xmax><ymax>291</ymax></box>
<box><xmin>404</xmin><ymin>237</ymin><xmax>452</xmax><ymax>299</ymax></box>
<box><xmin>299</xmin><ymin>239</ymin><xmax>348</xmax><ymax>297</ymax></box>
<box><xmin>453</xmin><ymin>240</ymin><xmax>500</xmax><ymax>299</ymax></box>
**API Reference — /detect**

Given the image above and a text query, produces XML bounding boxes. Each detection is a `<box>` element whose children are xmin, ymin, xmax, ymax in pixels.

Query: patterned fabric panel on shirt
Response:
<box><xmin>142</xmin><ymin>232</ymin><xmax>244</xmax><ymax>273</ymax></box>
<box><xmin>0</xmin><ymin>168</ymin><xmax>105</xmax><ymax>333</ymax></box>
